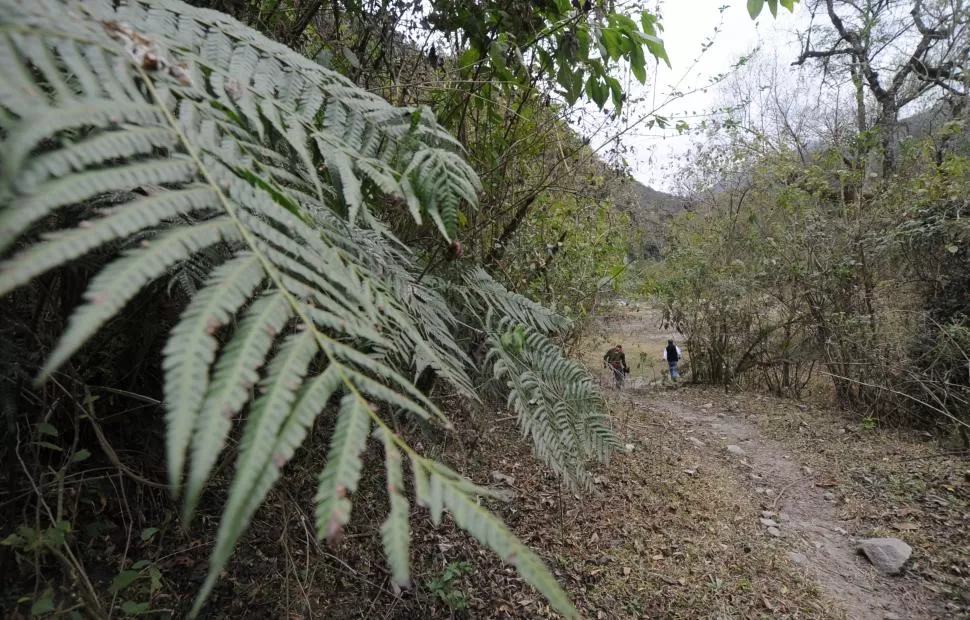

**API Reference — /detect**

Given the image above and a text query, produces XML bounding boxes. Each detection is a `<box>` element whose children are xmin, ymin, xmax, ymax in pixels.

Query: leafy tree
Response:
<box><xmin>658</xmin><ymin>41</ymin><xmax>969</xmax><ymax>439</ymax></box>
<box><xmin>793</xmin><ymin>0</ymin><xmax>970</xmax><ymax>175</ymax></box>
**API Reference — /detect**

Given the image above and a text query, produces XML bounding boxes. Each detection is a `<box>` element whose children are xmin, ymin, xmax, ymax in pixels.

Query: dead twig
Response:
<box><xmin>772</xmin><ymin>475</ymin><xmax>810</xmax><ymax>511</ymax></box>
<box><xmin>50</xmin><ymin>377</ymin><xmax>168</xmax><ymax>490</ymax></box>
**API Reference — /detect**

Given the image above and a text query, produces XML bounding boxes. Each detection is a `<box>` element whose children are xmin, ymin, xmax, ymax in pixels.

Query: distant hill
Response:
<box><xmin>603</xmin><ymin>101</ymin><xmax>967</xmax><ymax>263</ymax></box>
<box><xmin>610</xmin><ymin>178</ymin><xmax>686</xmax><ymax>260</ymax></box>
<box><xmin>900</xmin><ymin>101</ymin><xmax>970</xmax><ymax>153</ymax></box>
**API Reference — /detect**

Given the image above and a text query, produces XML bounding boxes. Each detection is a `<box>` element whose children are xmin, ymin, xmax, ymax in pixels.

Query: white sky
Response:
<box><xmin>618</xmin><ymin>0</ymin><xmax>806</xmax><ymax>191</ymax></box>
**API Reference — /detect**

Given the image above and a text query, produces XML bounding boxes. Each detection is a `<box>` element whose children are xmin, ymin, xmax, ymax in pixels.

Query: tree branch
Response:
<box><xmin>824</xmin><ymin>0</ymin><xmax>889</xmax><ymax>101</ymax></box>
<box><xmin>792</xmin><ymin>43</ymin><xmax>853</xmax><ymax>66</ymax></box>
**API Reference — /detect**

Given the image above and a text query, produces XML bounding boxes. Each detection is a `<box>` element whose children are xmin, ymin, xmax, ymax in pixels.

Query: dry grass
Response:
<box><xmin>357</xmin><ymin>396</ymin><xmax>836</xmax><ymax>619</ymax></box>
<box><xmin>675</xmin><ymin>387</ymin><xmax>970</xmax><ymax>617</ymax></box>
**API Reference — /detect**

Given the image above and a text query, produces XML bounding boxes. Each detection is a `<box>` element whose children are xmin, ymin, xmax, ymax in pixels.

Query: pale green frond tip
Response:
<box><xmin>314</xmin><ymin>394</ymin><xmax>372</xmax><ymax>544</ymax></box>
<box><xmin>379</xmin><ymin>429</ymin><xmax>411</xmax><ymax>587</ymax></box>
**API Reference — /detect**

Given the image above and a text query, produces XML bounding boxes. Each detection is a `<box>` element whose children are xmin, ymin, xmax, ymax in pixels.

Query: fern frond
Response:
<box><xmin>0</xmin><ymin>159</ymin><xmax>199</xmax><ymax>254</ymax></box>
<box><xmin>409</xmin><ymin>458</ymin><xmax>578</xmax><ymax>620</ymax></box>
<box><xmin>458</xmin><ymin>267</ymin><xmax>567</xmax><ymax>332</ymax></box>
<box><xmin>162</xmin><ymin>253</ymin><xmax>264</xmax><ymax>496</ymax></box>
<box><xmin>0</xmin><ymin>187</ymin><xmax>218</xmax><ymax>298</ymax></box>
<box><xmin>378</xmin><ymin>428</ymin><xmax>411</xmax><ymax>587</ymax></box>
<box><xmin>18</xmin><ymin>127</ymin><xmax>180</xmax><ymax>193</ymax></box>
<box><xmin>192</xmin><ymin>348</ymin><xmax>338</xmax><ymax>618</ymax></box>
<box><xmin>486</xmin><ymin>317</ymin><xmax>618</xmax><ymax>490</ymax></box>
<box><xmin>3</xmin><ymin>101</ymin><xmax>166</xmax><ymax>182</ymax></box>
<box><xmin>315</xmin><ymin>394</ymin><xmax>372</xmax><ymax>543</ymax></box>
<box><xmin>406</xmin><ymin>148</ymin><xmax>482</xmax><ymax>240</ymax></box>
<box><xmin>229</xmin><ymin>329</ymin><xmax>318</xmax><ymax>512</ymax></box>
<box><xmin>181</xmin><ymin>291</ymin><xmax>292</xmax><ymax>512</ymax></box>
<box><xmin>0</xmin><ymin>2</ymin><xmax>593</xmax><ymax>618</ymax></box>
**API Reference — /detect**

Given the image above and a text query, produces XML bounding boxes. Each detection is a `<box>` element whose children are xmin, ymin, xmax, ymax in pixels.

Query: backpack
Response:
<box><xmin>665</xmin><ymin>343</ymin><xmax>679</xmax><ymax>362</ymax></box>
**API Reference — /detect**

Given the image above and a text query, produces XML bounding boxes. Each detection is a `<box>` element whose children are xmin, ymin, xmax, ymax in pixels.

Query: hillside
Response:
<box><xmin>610</xmin><ymin>179</ymin><xmax>686</xmax><ymax>259</ymax></box>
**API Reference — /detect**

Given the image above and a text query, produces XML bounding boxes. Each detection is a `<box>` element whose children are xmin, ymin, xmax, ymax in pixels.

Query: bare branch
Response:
<box><xmin>824</xmin><ymin>0</ymin><xmax>890</xmax><ymax>101</ymax></box>
<box><xmin>792</xmin><ymin>43</ymin><xmax>853</xmax><ymax>66</ymax></box>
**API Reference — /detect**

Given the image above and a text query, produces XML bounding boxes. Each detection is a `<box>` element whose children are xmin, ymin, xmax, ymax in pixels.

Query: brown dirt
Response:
<box><xmin>581</xmin><ymin>306</ymin><xmax>968</xmax><ymax>620</ymax></box>
<box><xmin>209</xmin><ymin>305</ymin><xmax>965</xmax><ymax>618</ymax></box>
<box><xmin>641</xmin><ymin>395</ymin><xmax>928</xmax><ymax>620</ymax></box>
<box><xmin>14</xmin><ymin>305</ymin><xmax>964</xmax><ymax>619</ymax></box>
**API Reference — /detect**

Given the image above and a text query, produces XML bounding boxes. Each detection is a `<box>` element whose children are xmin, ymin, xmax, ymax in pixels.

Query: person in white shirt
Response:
<box><xmin>663</xmin><ymin>340</ymin><xmax>682</xmax><ymax>382</ymax></box>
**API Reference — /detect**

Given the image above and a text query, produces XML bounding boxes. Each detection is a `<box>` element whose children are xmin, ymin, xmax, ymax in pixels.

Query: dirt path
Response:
<box><xmin>633</xmin><ymin>394</ymin><xmax>927</xmax><ymax>620</ymax></box>
<box><xmin>589</xmin><ymin>307</ymin><xmax>933</xmax><ymax>619</ymax></box>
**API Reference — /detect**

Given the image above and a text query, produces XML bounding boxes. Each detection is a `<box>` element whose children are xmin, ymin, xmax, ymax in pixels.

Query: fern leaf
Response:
<box><xmin>378</xmin><ymin>429</ymin><xmax>411</xmax><ymax>587</ymax></box>
<box><xmin>0</xmin><ymin>187</ymin><xmax>218</xmax><ymax>298</ymax></box>
<box><xmin>0</xmin><ymin>3</ymin><xmax>592</xmax><ymax>618</ymax></box>
<box><xmin>325</xmin><ymin>340</ymin><xmax>451</xmax><ymax>428</ymax></box>
<box><xmin>324</xmin><ymin>148</ymin><xmax>363</xmax><ymax>223</ymax></box>
<box><xmin>439</xmin><ymin>477</ymin><xmax>579</xmax><ymax>620</ymax></box>
<box><xmin>182</xmin><ymin>290</ymin><xmax>292</xmax><ymax>516</ymax></box>
<box><xmin>314</xmin><ymin>393</ymin><xmax>371</xmax><ymax>543</ymax></box>
<box><xmin>40</xmin><ymin>217</ymin><xmax>240</xmax><ymax>382</ymax></box>
<box><xmin>428</xmin><ymin>464</ymin><xmax>445</xmax><ymax>527</ymax></box>
<box><xmin>344</xmin><ymin>371</ymin><xmax>440</xmax><ymax>425</ymax></box>
<box><xmin>13</xmin><ymin>32</ymin><xmax>75</xmax><ymax>104</ymax></box>
<box><xmin>18</xmin><ymin>127</ymin><xmax>180</xmax><ymax>193</ymax></box>
<box><xmin>409</xmin><ymin>452</ymin><xmax>431</xmax><ymax>511</ymax></box>
<box><xmin>486</xmin><ymin>317</ymin><xmax>618</xmax><ymax>490</ymax></box>
<box><xmin>3</xmin><ymin>101</ymin><xmax>165</xmax><ymax>181</ymax></box>
<box><xmin>0</xmin><ymin>35</ymin><xmax>43</xmax><ymax>116</ymax></box>
<box><xmin>162</xmin><ymin>253</ymin><xmax>264</xmax><ymax>494</ymax></box>
<box><xmin>53</xmin><ymin>38</ymin><xmax>103</xmax><ymax>99</ymax></box>
<box><xmin>191</xmin><ymin>336</ymin><xmax>329</xmax><ymax>618</ymax></box>
<box><xmin>233</xmin><ymin>329</ymin><xmax>319</xmax><ymax>497</ymax></box>
<box><xmin>0</xmin><ymin>159</ymin><xmax>200</xmax><ymax>254</ymax></box>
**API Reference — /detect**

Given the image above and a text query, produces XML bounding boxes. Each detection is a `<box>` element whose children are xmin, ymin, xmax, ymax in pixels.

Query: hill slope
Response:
<box><xmin>610</xmin><ymin>179</ymin><xmax>686</xmax><ymax>259</ymax></box>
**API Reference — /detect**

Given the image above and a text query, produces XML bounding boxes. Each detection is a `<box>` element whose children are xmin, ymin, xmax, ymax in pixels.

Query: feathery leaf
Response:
<box><xmin>163</xmin><ymin>253</ymin><xmax>264</xmax><ymax>495</ymax></box>
<box><xmin>315</xmin><ymin>394</ymin><xmax>371</xmax><ymax>543</ymax></box>
<box><xmin>378</xmin><ymin>429</ymin><xmax>411</xmax><ymax>587</ymax></box>
<box><xmin>40</xmin><ymin>217</ymin><xmax>241</xmax><ymax>382</ymax></box>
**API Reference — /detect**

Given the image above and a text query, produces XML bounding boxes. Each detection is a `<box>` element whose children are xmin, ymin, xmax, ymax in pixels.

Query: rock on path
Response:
<box><xmin>858</xmin><ymin>538</ymin><xmax>913</xmax><ymax>575</ymax></box>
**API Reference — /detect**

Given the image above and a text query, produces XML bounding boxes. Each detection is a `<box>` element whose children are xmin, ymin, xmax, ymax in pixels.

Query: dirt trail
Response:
<box><xmin>639</xmin><ymin>395</ymin><xmax>927</xmax><ymax>620</ymax></box>
<box><xmin>596</xmin><ymin>308</ymin><xmax>931</xmax><ymax>620</ymax></box>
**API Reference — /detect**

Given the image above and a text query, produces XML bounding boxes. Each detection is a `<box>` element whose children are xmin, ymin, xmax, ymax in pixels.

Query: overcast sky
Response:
<box><xmin>618</xmin><ymin>0</ymin><xmax>806</xmax><ymax>191</ymax></box>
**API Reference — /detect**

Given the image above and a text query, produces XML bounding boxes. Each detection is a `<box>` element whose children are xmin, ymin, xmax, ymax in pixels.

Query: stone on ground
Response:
<box><xmin>857</xmin><ymin>538</ymin><xmax>912</xmax><ymax>575</ymax></box>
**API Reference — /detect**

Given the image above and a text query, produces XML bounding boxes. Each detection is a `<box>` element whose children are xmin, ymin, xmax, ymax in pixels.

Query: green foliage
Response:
<box><xmin>2</xmin><ymin>521</ymin><xmax>164</xmax><ymax>617</ymax></box>
<box><xmin>428</xmin><ymin>0</ymin><xmax>668</xmax><ymax>112</ymax></box>
<box><xmin>487</xmin><ymin>316</ymin><xmax>618</xmax><ymax>487</ymax></box>
<box><xmin>427</xmin><ymin>560</ymin><xmax>474</xmax><ymax>611</ymax></box>
<box><xmin>746</xmin><ymin>0</ymin><xmax>798</xmax><ymax>20</ymax></box>
<box><xmin>661</xmin><ymin>87</ymin><xmax>970</xmax><ymax>433</ymax></box>
<box><xmin>0</xmin><ymin>0</ymin><xmax>619</xmax><ymax>617</ymax></box>
<box><xmin>497</xmin><ymin>191</ymin><xmax>633</xmax><ymax>318</ymax></box>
